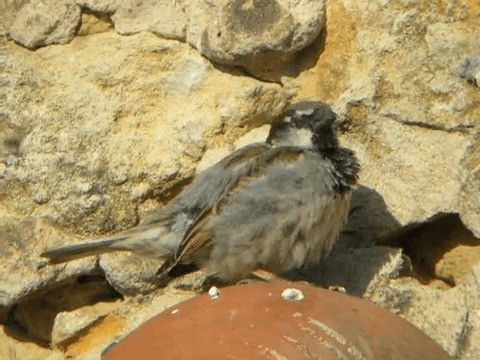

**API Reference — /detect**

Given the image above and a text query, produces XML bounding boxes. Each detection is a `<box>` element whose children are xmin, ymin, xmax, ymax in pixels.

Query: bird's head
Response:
<box><xmin>267</xmin><ymin>101</ymin><xmax>339</xmax><ymax>152</ymax></box>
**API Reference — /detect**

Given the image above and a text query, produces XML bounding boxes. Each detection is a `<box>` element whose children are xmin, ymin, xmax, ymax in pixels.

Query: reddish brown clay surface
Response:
<box><xmin>103</xmin><ymin>281</ymin><xmax>449</xmax><ymax>360</ymax></box>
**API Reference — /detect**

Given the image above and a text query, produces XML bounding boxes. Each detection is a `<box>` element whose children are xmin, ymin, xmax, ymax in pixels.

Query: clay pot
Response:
<box><xmin>103</xmin><ymin>281</ymin><xmax>449</xmax><ymax>360</ymax></box>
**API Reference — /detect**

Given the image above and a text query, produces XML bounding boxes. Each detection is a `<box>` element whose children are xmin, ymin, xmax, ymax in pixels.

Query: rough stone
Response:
<box><xmin>185</xmin><ymin>0</ymin><xmax>325</xmax><ymax>66</ymax></box>
<box><xmin>111</xmin><ymin>0</ymin><xmax>187</xmax><ymax>40</ymax></box>
<box><xmin>0</xmin><ymin>325</ymin><xmax>65</xmax><ymax>360</ymax></box>
<box><xmin>2</xmin><ymin>31</ymin><xmax>287</xmax><ymax>237</ymax></box>
<box><xmin>99</xmin><ymin>253</ymin><xmax>161</xmax><ymax>296</ymax></box>
<box><xmin>457</xmin><ymin>55</ymin><xmax>480</xmax><ymax>87</ymax></box>
<box><xmin>11</xmin><ymin>0</ymin><xmax>326</xmax><ymax>66</ymax></box>
<box><xmin>77</xmin><ymin>10</ymin><xmax>113</xmax><ymax>36</ymax></box>
<box><xmin>0</xmin><ymin>211</ymin><xmax>98</xmax><ymax>307</ymax></box>
<box><xmin>60</xmin><ymin>287</ymin><xmax>197</xmax><ymax>359</ymax></box>
<box><xmin>367</xmin><ymin>265</ymin><xmax>480</xmax><ymax>358</ymax></box>
<box><xmin>52</xmin><ymin>300</ymin><xmax>121</xmax><ymax>346</ymax></box>
<box><xmin>398</xmin><ymin>214</ymin><xmax>480</xmax><ymax>287</ymax></box>
<box><xmin>8</xmin><ymin>0</ymin><xmax>81</xmax><ymax>49</ymax></box>
<box><xmin>75</xmin><ymin>0</ymin><xmax>118</xmax><ymax>14</ymax></box>
<box><xmin>458</xmin><ymin>136</ymin><xmax>480</xmax><ymax>239</ymax></box>
<box><xmin>1</xmin><ymin>0</ymin><xmax>480</xmax><ymax>359</ymax></box>
<box><xmin>285</xmin><ymin>0</ymin><xmax>480</xmax><ymax>239</ymax></box>
<box><xmin>12</xmin><ymin>275</ymin><xmax>119</xmax><ymax>342</ymax></box>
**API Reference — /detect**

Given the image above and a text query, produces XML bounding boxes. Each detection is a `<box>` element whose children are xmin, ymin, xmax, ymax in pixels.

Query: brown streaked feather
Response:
<box><xmin>156</xmin><ymin>208</ymin><xmax>213</xmax><ymax>276</ymax></box>
<box><xmin>219</xmin><ymin>143</ymin><xmax>270</xmax><ymax>169</ymax></box>
<box><xmin>156</xmin><ymin>146</ymin><xmax>306</xmax><ymax>278</ymax></box>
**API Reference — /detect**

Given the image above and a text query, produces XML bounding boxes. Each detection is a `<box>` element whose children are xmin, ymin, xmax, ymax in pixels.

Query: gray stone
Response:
<box><xmin>77</xmin><ymin>0</ymin><xmax>325</xmax><ymax>66</ymax></box>
<box><xmin>8</xmin><ymin>0</ymin><xmax>81</xmax><ymax>49</ymax></box>
<box><xmin>76</xmin><ymin>0</ymin><xmax>118</xmax><ymax>13</ymax></box>
<box><xmin>186</xmin><ymin>0</ymin><xmax>325</xmax><ymax>66</ymax></box>
<box><xmin>99</xmin><ymin>253</ymin><xmax>160</xmax><ymax>296</ymax></box>
<box><xmin>367</xmin><ymin>264</ymin><xmax>480</xmax><ymax>358</ymax></box>
<box><xmin>111</xmin><ymin>0</ymin><xmax>187</xmax><ymax>40</ymax></box>
<box><xmin>457</xmin><ymin>56</ymin><xmax>480</xmax><ymax>86</ymax></box>
<box><xmin>458</xmin><ymin>142</ymin><xmax>480</xmax><ymax>239</ymax></box>
<box><xmin>0</xmin><ymin>213</ymin><xmax>98</xmax><ymax>308</ymax></box>
<box><xmin>286</xmin><ymin>0</ymin><xmax>480</xmax><ymax>236</ymax></box>
<box><xmin>51</xmin><ymin>301</ymin><xmax>121</xmax><ymax>346</ymax></box>
<box><xmin>2</xmin><ymin>31</ymin><xmax>287</xmax><ymax>236</ymax></box>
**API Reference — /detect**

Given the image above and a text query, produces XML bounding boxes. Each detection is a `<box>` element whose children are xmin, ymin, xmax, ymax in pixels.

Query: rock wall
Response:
<box><xmin>0</xmin><ymin>0</ymin><xmax>479</xmax><ymax>359</ymax></box>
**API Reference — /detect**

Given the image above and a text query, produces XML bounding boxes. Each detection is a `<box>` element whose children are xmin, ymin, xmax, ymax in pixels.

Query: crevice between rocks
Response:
<box><xmin>383</xmin><ymin>114</ymin><xmax>474</xmax><ymax>133</ymax></box>
<box><xmin>387</xmin><ymin>213</ymin><xmax>480</xmax><ymax>289</ymax></box>
<box><xmin>2</xmin><ymin>274</ymin><xmax>123</xmax><ymax>348</ymax></box>
<box><xmin>452</xmin><ymin>311</ymin><xmax>472</xmax><ymax>360</ymax></box>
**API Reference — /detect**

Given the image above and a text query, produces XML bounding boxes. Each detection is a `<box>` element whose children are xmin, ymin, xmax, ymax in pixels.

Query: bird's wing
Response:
<box><xmin>106</xmin><ymin>144</ymin><xmax>272</xmax><ymax>243</ymax></box>
<box><xmin>138</xmin><ymin>143</ymin><xmax>271</xmax><ymax>227</ymax></box>
<box><xmin>156</xmin><ymin>145</ymin><xmax>306</xmax><ymax>277</ymax></box>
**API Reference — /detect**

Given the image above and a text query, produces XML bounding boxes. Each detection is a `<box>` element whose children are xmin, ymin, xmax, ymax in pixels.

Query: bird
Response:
<box><xmin>42</xmin><ymin>101</ymin><xmax>360</xmax><ymax>283</ymax></box>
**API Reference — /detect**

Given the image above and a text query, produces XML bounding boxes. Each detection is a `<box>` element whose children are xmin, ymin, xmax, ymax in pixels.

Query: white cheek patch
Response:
<box><xmin>290</xmin><ymin>128</ymin><xmax>314</xmax><ymax>148</ymax></box>
<box><xmin>295</xmin><ymin>109</ymin><xmax>315</xmax><ymax>116</ymax></box>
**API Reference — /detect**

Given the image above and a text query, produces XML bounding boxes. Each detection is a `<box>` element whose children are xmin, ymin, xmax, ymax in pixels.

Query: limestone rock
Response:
<box><xmin>77</xmin><ymin>0</ymin><xmax>187</xmax><ymax>39</ymax></box>
<box><xmin>77</xmin><ymin>11</ymin><xmax>113</xmax><ymax>36</ymax></box>
<box><xmin>186</xmin><ymin>0</ymin><xmax>325</xmax><ymax>66</ymax></box>
<box><xmin>1</xmin><ymin>30</ymin><xmax>286</xmax><ymax>308</ymax></box>
<box><xmin>458</xmin><ymin>136</ymin><xmax>480</xmax><ymax>238</ymax></box>
<box><xmin>111</xmin><ymin>0</ymin><xmax>187</xmax><ymax>40</ymax></box>
<box><xmin>457</xmin><ymin>55</ymin><xmax>480</xmax><ymax>87</ymax></box>
<box><xmin>51</xmin><ymin>301</ymin><xmax>121</xmax><ymax>346</ymax></box>
<box><xmin>2</xmin><ymin>31</ymin><xmax>287</xmax><ymax>236</ymax></box>
<box><xmin>367</xmin><ymin>264</ymin><xmax>480</xmax><ymax>358</ymax></box>
<box><xmin>59</xmin><ymin>287</ymin><xmax>197</xmax><ymax>359</ymax></box>
<box><xmin>99</xmin><ymin>253</ymin><xmax>161</xmax><ymax>296</ymax></box>
<box><xmin>8</xmin><ymin>0</ymin><xmax>81</xmax><ymax>49</ymax></box>
<box><xmin>75</xmin><ymin>0</ymin><xmax>118</xmax><ymax>14</ymax></box>
<box><xmin>0</xmin><ymin>211</ymin><xmax>98</xmax><ymax>308</ymax></box>
<box><xmin>8</xmin><ymin>0</ymin><xmax>325</xmax><ymax>67</ymax></box>
<box><xmin>11</xmin><ymin>274</ymin><xmax>118</xmax><ymax>343</ymax></box>
<box><xmin>0</xmin><ymin>325</ymin><xmax>65</xmax><ymax>360</ymax></box>
<box><xmin>286</xmin><ymin>0</ymin><xmax>480</xmax><ymax>239</ymax></box>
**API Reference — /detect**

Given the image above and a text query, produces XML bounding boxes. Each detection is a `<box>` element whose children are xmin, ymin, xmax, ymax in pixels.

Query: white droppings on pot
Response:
<box><xmin>281</xmin><ymin>288</ymin><xmax>305</xmax><ymax>301</ymax></box>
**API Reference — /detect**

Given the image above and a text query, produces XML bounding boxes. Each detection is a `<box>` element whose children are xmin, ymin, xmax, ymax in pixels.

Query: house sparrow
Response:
<box><xmin>42</xmin><ymin>101</ymin><xmax>360</xmax><ymax>282</ymax></box>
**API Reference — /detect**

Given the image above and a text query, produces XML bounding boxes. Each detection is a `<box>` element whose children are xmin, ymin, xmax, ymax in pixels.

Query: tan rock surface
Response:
<box><xmin>8</xmin><ymin>0</ymin><xmax>326</xmax><ymax>67</ymax></box>
<box><xmin>8</xmin><ymin>0</ymin><xmax>81</xmax><ymax>49</ymax></box>
<box><xmin>2</xmin><ymin>31</ymin><xmax>287</xmax><ymax>235</ymax></box>
<box><xmin>1</xmin><ymin>0</ymin><xmax>480</xmax><ymax>359</ymax></box>
<box><xmin>286</xmin><ymin>0</ymin><xmax>480</xmax><ymax>238</ymax></box>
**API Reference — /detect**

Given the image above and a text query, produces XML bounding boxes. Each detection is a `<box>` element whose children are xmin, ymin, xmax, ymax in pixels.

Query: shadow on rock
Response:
<box><xmin>338</xmin><ymin>184</ymin><xmax>403</xmax><ymax>249</ymax></box>
<box><xmin>211</xmin><ymin>28</ymin><xmax>326</xmax><ymax>83</ymax></box>
<box><xmin>3</xmin><ymin>275</ymin><xmax>121</xmax><ymax>345</ymax></box>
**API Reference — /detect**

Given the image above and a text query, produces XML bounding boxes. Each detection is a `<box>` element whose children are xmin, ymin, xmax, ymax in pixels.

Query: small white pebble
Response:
<box><xmin>328</xmin><ymin>285</ymin><xmax>347</xmax><ymax>294</ymax></box>
<box><xmin>171</xmin><ymin>309</ymin><xmax>179</xmax><ymax>315</ymax></box>
<box><xmin>281</xmin><ymin>288</ymin><xmax>305</xmax><ymax>301</ymax></box>
<box><xmin>208</xmin><ymin>286</ymin><xmax>221</xmax><ymax>299</ymax></box>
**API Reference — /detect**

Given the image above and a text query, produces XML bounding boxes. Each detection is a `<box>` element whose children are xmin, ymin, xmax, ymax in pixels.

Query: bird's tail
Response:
<box><xmin>41</xmin><ymin>226</ymin><xmax>172</xmax><ymax>263</ymax></box>
<box><xmin>41</xmin><ymin>236</ymin><xmax>130</xmax><ymax>263</ymax></box>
